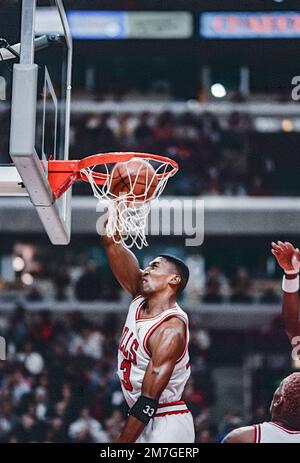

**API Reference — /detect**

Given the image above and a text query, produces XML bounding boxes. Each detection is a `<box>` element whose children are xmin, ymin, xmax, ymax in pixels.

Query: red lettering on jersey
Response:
<box><xmin>119</xmin><ymin>326</ymin><xmax>129</xmax><ymax>349</ymax></box>
<box><xmin>129</xmin><ymin>339</ymin><xmax>139</xmax><ymax>365</ymax></box>
<box><xmin>119</xmin><ymin>327</ymin><xmax>139</xmax><ymax>365</ymax></box>
<box><xmin>122</xmin><ymin>332</ymin><xmax>133</xmax><ymax>358</ymax></box>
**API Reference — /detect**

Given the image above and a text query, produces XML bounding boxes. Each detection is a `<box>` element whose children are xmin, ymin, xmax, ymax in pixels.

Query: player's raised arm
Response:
<box><xmin>271</xmin><ymin>241</ymin><xmax>300</xmax><ymax>340</ymax></box>
<box><xmin>102</xmin><ymin>233</ymin><xmax>142</xmax><ymax>298</ymax></box>
<box><xmin>116</xmin><ymin>317</ymin><xmax>186</xmax><ymax>443</ymax></box>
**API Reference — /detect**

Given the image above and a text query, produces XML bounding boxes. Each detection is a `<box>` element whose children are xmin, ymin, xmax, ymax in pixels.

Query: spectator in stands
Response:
<box><xmin>75</xmin><ymin>261</ymin><xmax>102</xmax><ymax>301</ymax></box>
<box><xmin>35</xmin><ymin>387</ymin><xmax>48</xmax><ymax>421</ymax></box>
<box><xmin>13</xmin><ymin>412</ymin><xmax>44</xmax><ymax>443</ymax></box>
<box><xmin>249</xmin><ymin>175</ymin><xmax>269</xmax><ymax>197</ymax></box>
<box><xmin>203</xmin><ymin>266</ymin><xmax>227</xmax><ymax>303</ymax></box>
<box><xmin>68</xmin><ymin>406</ymin><xmax>108</xmax><ymax>443</ymax></box>
<box><xmin>183</xmin><ymin>378</ymin><xmax>207</xmax><ymax>417</ymax></box>
<box><xmin>113</xmin><ymin>112</ymin><xmax>137</xmax><ymax>148</ymax></box>
<box><xmin>45</xmin><ymin>417</ymin><xmax>66</xmax><ymax>443</ymax></box>
<box><xmin>0</xmin><ymin>400</ymin><xmax>14</xmax><ymax>440</ymax></box>
<box><xmin>206</xmin><ymin>166</ymin><xmax>222</xmax><ymax>195</ymax></box>
<box><xmin>197</xmin><ymin>428</ymin><xmax>214</xmax><ymax>443</ymax></box>
<box><xmin>8</xmin><ymin>305</ymin><xmax>28</xmax><ymax>349</ymax></box>
<box><xmin>68</xmin><ymin>321</ymin><xmax>104</xmax><ymax>360</ymax></box>
<box><xmin>104</xmin><ymin>409</ymin><xmax>125</xmax><ymax>443</ymax></box>
<box><xmin>152</xmin><ymin>111</ymin><xmax>174</xmax><ymax>149</ymax></box>
<box><xmin>52</xmin><ymin>267</ymin><xmax>71</xmax><ymax>301</ymax></box>
<box><xmin>250</xmin><ymin>403</ymin><xmax>268</xmax><ymax>425</ymax></box>
<box><xmin>260</xmin><ymin>286</ymin><xmax>280</xmax><ymax>304</ymax></box>
<box><xmin>230</xmin><ymin>267</ymin><xmax>253</xmax><ymax>303</ymax></box>
<box><xmin>134</xmin><ymin>111</ymin><xmax>153</xmax><ymax>151</ymax></box>
<box><xmin>10</xmin><ymin>367</ymin><xmax>32</xmax><ymax>406</ymax></box>
<box><xmin>26</xmin><ymin>285</ymin><xmax>43</xmax><ymax>302</ymax></box>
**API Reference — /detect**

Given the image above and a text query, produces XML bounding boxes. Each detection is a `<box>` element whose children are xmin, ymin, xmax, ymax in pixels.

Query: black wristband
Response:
<box><xmin>285</xmin><ymin>273</ymin><xmax>299</xmax><ymax>279</ymax></box>
<box><xmin>129</xmin><ymin>395</ymin><xmax>158</xmax><ymax>426</ymax></box>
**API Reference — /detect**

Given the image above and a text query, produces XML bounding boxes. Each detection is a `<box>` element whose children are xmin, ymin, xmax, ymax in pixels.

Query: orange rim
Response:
<box><xmin>48</xmin><ymin>152</ymin><xmax>179</xmax><ymax>200</ymax></box>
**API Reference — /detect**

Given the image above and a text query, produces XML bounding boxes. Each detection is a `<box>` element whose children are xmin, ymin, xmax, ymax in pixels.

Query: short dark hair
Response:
<box><xmin>282</xmin><ymin>373</ymin><xmax>300</xmax><ymax>429</ymax></box>
<box><xmin>159</xmin><ymin>254</ymin><xmax>190</xmax><ymax>294</ymax></box>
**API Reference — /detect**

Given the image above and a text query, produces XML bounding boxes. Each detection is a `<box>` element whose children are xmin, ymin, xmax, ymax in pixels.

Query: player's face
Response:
<box><xmin>141</xmin><ymin>257</ymin><xmax>176</xmax><ymax>296</ymax></box>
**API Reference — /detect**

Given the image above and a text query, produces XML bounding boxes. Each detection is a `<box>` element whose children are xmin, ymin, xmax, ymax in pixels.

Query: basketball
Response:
<box><xmin>109</xmin><ymin>158</ymin><xmax>159</xmax><ymax>200</ymax></box>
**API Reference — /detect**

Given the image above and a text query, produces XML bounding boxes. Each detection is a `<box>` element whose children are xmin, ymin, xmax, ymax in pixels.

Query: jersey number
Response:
<box><xmin>120</xmin><ymin>359</ymin><xmax>133</xmax><ymax>391</ymax></box>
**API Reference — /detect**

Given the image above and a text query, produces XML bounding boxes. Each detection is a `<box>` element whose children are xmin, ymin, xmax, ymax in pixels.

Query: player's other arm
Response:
<box><xmin>101</xmin><ymin>234</ymin><xmax>142</xmax><ymax>297</ymax></box>
<box><xmin>271</xmin><ymin>241</ymin><xmax>300</xmax><ymax>340</ymax></box>
<box><xmin>222</xmin><ymin>426</ymin><xmax>255</xmax><ymax>443</ymax></box>
<box><xmin>116</xmin><ymin>317</ymin><xmax>186</xmax><ymax>443</ymax></box>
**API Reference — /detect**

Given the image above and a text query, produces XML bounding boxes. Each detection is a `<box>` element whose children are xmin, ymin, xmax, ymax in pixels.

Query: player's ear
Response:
<box><xmin>273</xmin><ymin>394</ymin><xmax>284</xmax><ymax>408</ymax></box>
<box><xmin>169</xmin><ymin>274</ymin><xmax>181</xmax><ymax>288</ymax></box>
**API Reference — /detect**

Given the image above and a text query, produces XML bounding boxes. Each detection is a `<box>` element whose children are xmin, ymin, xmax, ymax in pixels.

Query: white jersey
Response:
<box><xmin>254</xmin><ymin>421</ymin><xmax>300</xmax><ymax>443</ymax></box>
<box><xmin>117</xmin><ymin>295</ymin><xmax>191</xmax><ymax>413</ymax></box>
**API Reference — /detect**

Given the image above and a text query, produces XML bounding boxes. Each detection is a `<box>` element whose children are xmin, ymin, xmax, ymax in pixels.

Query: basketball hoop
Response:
<box><xmin>48</xmin><ymin>152</ymin><xmax>179</xmax><ymax>249</ymax></box>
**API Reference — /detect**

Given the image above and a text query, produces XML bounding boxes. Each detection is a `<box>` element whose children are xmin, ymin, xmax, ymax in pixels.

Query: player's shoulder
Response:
<box><xmin>153</xmin><ymin>315</ymin><xmax>186</xmax><ymax>341</ymax></box>
<box><xmin>173</xmin><ymin>302</ymin><xmax>189</xmax><ymax>320</ymax></box>
<box><xmin>147</xmin><ymin>315</ymin><xmax>186</xmax><ymax>360</ymax></box>
<box><xmin>158</xmin><ymin>303</ymin><xmax>189</xmax><ymax>333</ymax></box>
<box><xmin>222</xmin><ymin>425</ymin><xmax>255</xmax><ymax>444</ymax></box>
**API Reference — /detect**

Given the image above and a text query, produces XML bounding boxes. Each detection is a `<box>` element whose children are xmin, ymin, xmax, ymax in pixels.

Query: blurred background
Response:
<box><xmin>0</xmin><ymin>0</ymin><xmax>300</xmax><ymax>443</ymax></box>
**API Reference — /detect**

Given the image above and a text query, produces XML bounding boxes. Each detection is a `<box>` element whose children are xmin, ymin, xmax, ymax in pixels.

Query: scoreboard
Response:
<box><xmin>200</xmin><ymin>12</ymin><xmax>300</xmax><ymax>39</ymax></box>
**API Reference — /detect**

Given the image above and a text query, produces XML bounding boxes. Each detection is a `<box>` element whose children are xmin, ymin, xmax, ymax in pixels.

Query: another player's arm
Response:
<box><xmin>116</xmin><ymin>317</ymin><xmax>186</xmax><ymax>443</ymax></box>
<box><xmin>282</xmin><ymin>280</ymin><xmax>300</xmax><ymax>341</ymax></box>
<box><xmin>102</xmin><ymin>234</ymin><xmax>142</xmax><ymax>297</ymax></box>
<box><xmin>271</xmin><ymin>241</ymin><xmax>300</xmax><ymax>340</ymax></box>
<box><xmin>222</xmin><ymin>426</ymin><xmax>255</xmax><ymax>443</ymax></box>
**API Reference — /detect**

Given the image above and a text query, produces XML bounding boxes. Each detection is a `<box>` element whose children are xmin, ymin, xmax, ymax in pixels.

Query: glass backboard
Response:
<box><xmin>0</xmin><ymin>0</ymin><xmax>72</xmax><ymax>245</ymax></box>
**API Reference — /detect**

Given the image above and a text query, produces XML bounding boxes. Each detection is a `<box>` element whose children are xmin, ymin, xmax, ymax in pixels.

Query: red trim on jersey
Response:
<box><xmin>135</xmin><ymin>299</ymin><xmax>147</xmax><ymax>321</ymax></box>
<box><xmin>257</xmin><ymin>424</ymin><xmax>261</xmax><ymax>443</ymax></box>
<box><xmin>142</xmin><ymin>313</ymin><xmax>187</xmax><ymax>358</ymax></box>
<box><xmin>270</xmin><ymin>421</ymin><xmax>300</xmax><ymax>434</ymax></box>
<box><xmin>155</xmin><ymin>410</ymin><xmax>190</xmax><ymax>418</ymax></box>
<box><xmin>136</xmin><ymin>304</ymin><xmax>178</xmax><ymax>322</ymax></box>
<box><xmin>137</xmin><ymin>310</ymin><xmax>170</xmax><ymax>323</ymax></box>
<box><xmin>158</xmin><ymin>401</ymin><xmax>185</xmax><ymax>408</ymax></box>
<box><xmin>131</xmin><ymin>294</ymin><xmax>142</xmax><ymax>304</ymax></box>
<box><xmin>176</xmin><ymin>317</ymin><xmax>189</xmax><ymax>364</ymax></box>
<box><xmin>253</xmin><ymin>425</ymin><xmax>257</xmax><ymax>443</ymax></box>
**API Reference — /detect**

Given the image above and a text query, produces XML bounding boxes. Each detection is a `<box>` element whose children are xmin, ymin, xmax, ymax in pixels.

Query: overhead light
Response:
<box><xmin>13</xmin><ymin>256</ymin><xmax>25</xmax><ymax>272</ymax></box>
<box><xmin>281</xmin><ymin>119</ymin><xmax>294</xmax><ymax>132</ymax></box>
<box><xmin>211</xmin><ymin>83</ymin><xmax>226</xmax><ymax>98</ymax></box>
<box><xmin>21</xmin><ymin>273</ymin><xmax>33</xmax><ymax>285</ymax></box>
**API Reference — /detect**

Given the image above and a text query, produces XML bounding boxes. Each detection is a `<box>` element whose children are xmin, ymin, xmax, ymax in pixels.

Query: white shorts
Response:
<box><xmin>136</xmin><ymin>411</ymin><xmax>195</xmax><ymax>444</ymax></box>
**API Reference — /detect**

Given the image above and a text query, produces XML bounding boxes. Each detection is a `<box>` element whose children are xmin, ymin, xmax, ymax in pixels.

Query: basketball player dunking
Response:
<box><xmin>102</xmin><ymin>233</ymin><xmax>195</xmax><ymax>443</ymax></box>
<box><xmin>223</xmin><ymin>241</ymin><xmax>300</xmax><ymax>443</ymax></box>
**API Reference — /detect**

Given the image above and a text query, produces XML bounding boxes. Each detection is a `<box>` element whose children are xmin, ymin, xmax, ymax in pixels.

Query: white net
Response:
<box><xmin>80</xmin><ymin>157</ymin><xmax>175</xmax><ymax>249</ymax></box>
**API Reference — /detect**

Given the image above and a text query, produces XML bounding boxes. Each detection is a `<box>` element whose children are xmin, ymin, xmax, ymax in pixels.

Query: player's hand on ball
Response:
<box><xmin>271</xmin><ymin>241</ymin><xmax>300</xmax><ymax>273</ymax></box>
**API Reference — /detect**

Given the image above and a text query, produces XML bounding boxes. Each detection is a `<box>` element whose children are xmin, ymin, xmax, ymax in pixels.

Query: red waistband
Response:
<box><xmin>155</xmin><ymin>401</ymin><xmax>190</xmax><ymax>417</ymax></box>
<box><xmin>158</xmin><ymin>400</ymin><xmax>186</xmax><ymax>408</ymax></box>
